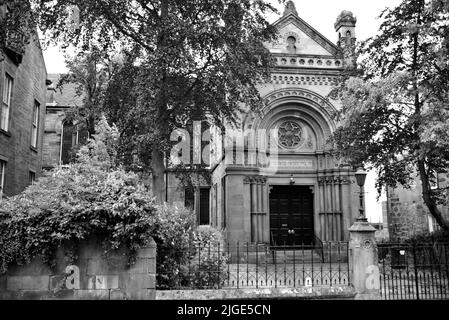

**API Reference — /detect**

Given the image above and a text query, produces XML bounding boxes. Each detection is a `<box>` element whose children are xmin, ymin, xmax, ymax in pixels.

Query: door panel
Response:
<box><xmin>269</xmin><ymin>186</ymin><xmax>314</xmax><ymax>246</ymax></box>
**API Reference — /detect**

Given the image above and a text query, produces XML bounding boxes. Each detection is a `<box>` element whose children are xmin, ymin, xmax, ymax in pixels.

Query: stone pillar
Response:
<box><xmin>340</xmin><ymin>176</ymin><xmax>352</xmax><ymax>241</ymax></box>
<box><xmin>318</xmin><ymin>177</ymin><xmax>325</xmax><ymax>240</ymax></box>
<box><xmin>349</xmin><ymin>220</ymin><xmax>381</xmax><ymax>300</ymax></box>
<box><xmin>122</xmin><ymin>238</ymin><xmax>157</xmax><ymax>300</ymax></box>
<box><xmin>264</xmin><ymin>183</ymin><xmax>270</xmax><ymax>243</ymax></box>
<box><xmin>250</xmin><ymin>179</ymin><xmax>257</xmax><ymax>242</ymax></box>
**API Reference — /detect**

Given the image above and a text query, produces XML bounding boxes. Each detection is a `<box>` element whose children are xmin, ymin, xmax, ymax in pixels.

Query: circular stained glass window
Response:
<box><xmin>278</xmin><ymin>121</ymin><xmax>303</xmax><ymax>149</ymax></box>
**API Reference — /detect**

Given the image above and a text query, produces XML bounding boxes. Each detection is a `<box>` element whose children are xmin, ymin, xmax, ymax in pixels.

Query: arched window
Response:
<box><xmin>60</xmin><ymin>121</ymin><xmax>89</xmax><ymax>165</ymax></box>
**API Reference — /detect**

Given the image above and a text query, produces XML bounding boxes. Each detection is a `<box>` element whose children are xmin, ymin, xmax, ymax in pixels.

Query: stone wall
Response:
<box><xmin>386</xmin><ymin>177</ymin><xmax>449</xmax><ymax>241</ymax></box>
<box><xmin>388</xmin><ymin>199</ymin><xmax>429</xmax><ymax>241</ymax></box>
<box><xmin>0</xmin><ymin>37</ymin><xmax>47</xmax><ymax>197</ymax></box>
<box><xmin>157</xmin><ymin>287</ymin><xmax>356</xmax><ymax>300</ymax></box>
<box><xmin>0</xmin><ymin>237</ymin><xmax>156</xmax><ymax>300</ymax></box>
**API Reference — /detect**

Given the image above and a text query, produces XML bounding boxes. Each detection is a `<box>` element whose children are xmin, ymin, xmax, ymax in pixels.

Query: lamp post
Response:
<box><xmin>355</xmin><ymin>167</ymin><xmax>368</xmax><ymax>222</ymax></box>
<box><xmin>290</xmin><ymin>174</ymin><xmax>295</xmax><ymax>185</ymax></box>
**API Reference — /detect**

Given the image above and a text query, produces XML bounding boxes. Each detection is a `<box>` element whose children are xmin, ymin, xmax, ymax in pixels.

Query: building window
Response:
<box><xmin>185</xmin><ymin>188</ymin><xmax>195</xmax><ymax>210</ymax></box>
<box><xmin>0</xmin><ymin>160</ymin><xmax>5</xmax><ymax>198</ymax></box>
<box><xmin>222</xmin><ymin>177</ymin><xmax>226</xmax><ymax>229</ymax></box>
<box><xmin>214</xmin><ymin>184</ymin><xmax>218</xmax><ymax>227</ymax></box>
<box><xmin>199</xmin><ymin>188</ymin><xmax>210</xmax><ymax>225</ymax></box>
<box><xmin>278</xmin><ymin>120</ymin><xmax>303</xmax><ymax>149</ymax></box>
<box><xmin>184</xmin><ymin>187</ymin><xmax>210</xmax><ymax>225</ymax></box>
<box><xmin>31</xmin><ymin>101</ymin><xmax>40</xmax><ymax>148</ymax></box>
<box><xmin>1</xmin><ymin>73</ymin><xmax>13</xmax><ymax>132</ymax></box>
<box><xmin>29</xmin><ymin>171</ymin><xmax>36</xmax><ymax>185</ymax></box>
<box><xmin>61</xmin><ymin>121</ymin><xmax>89</xmax><ymax>164</ymax></box>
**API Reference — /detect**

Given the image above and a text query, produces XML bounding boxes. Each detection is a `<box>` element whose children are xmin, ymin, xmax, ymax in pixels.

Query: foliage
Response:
<box><xmin>26</xmin><ymin>0</ymin><xmax>281</xmax><ymax>202</ymax></box>
<box><xmin>186</xmin><ymin>226</ymin><xmax>229</xmax><ymax>289</ymax></box>
<box><xmin>0</xmin><ymin>1</ymin><xmax>35</xmax><ymax>60</ymax></box>
<box><xmin>57</xmin><ymin>47</ymin><xmax>121</xmax><ymax>136</ymax></box>
<box><xmin>157</xmin><ymin>225</ymin><xmax>229</xmax><ymax>289</ymax></box>
<box><xmin>330</xmin><ymin>0</ymin><xmax>449</xmax><ymax>230</ymax></box>
<box><xmin>0</xmin><ymin>120</ymin><xmax>192</xmax><ymax>274</ymax></box>
<box><xmin>405</xmin><ymin>229</ymin><xmax>449</xmax><ymax>244</ymax></box>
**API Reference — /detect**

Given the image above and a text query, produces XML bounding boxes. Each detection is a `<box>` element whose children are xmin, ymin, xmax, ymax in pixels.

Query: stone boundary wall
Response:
<box><xmin>0</xmin><ymin>237</ymin><xmax>156</xmax><ymax>300</ymax></box>
<box><xmin>156</xmin><ymin>287</ymin><xmax>356</xmax><ymax>300</ymax></box>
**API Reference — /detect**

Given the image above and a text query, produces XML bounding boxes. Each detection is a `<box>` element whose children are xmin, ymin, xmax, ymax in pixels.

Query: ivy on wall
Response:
<box><xmin>0</xmin><ymin>119</ymin><xmax>195</xmax><ymax>274</ymax></box>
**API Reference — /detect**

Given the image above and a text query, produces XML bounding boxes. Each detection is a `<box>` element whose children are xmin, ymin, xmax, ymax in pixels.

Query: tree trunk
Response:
<box><xmin>417</xmin><ymin>159</ymin><xmax>449</xmax><ymax>231</ymax></box>
<box><xmin>411</xmin><ymin>3</ymin><xmax>449</xmax><ymax>232</ymax></box>
<box><xmin>151</xmin><ymin>147</ymin><xmax>166</xmax><ymax>203</ymax></box>
<box><xmin>149</xmin><ymin>0</ymin><xmax>169</xmax><ymax>204</ymax></box>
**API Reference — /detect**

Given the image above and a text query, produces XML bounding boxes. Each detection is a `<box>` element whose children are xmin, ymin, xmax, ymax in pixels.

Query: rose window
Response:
<box><xmin>278</xmin><ymin>121</ymin><xmax>302</xmax><ymax>149</ymax></box>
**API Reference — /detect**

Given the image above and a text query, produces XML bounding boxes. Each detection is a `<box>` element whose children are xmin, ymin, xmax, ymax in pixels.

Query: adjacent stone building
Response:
<box><xmin>385</xmin><ymin>174</ymin><xmax>449</xmax><ymax>241</ymax></box>
<box><xmin>43</xmin><ymin>74</ymin><xmax>86</xmax><ymax>170</ymax></box>
<box><xmin>0</xmin><ymin>5</ymin><xmax>48</xmax><ymax>197</ymax></box>
<box><xmin>166</xmin><ymin>2</ymin><xmax>361</xmax><ymax>245</ymax></box>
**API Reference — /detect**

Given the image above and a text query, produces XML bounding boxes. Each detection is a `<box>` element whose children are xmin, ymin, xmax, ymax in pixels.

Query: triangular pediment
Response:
<box><xmin>268</xmin><ymin>12</ymin><xmax>340</xmax><ymax>57</ymax></box>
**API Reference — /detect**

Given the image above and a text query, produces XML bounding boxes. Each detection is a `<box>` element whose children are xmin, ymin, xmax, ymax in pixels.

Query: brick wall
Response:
<box><xmin>0</xmin><ymin>237</ymin><xmax>157</xmax><ymax>300</ymax></box>
<box><xmin>0</xmin><ymin>37</ymin><xmax>47</xmax><ymax>196</ymax></box>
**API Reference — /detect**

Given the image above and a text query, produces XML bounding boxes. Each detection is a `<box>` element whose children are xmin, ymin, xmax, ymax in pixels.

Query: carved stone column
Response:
<box><xmin>318</xmin><ymin>177</ymin><xmax>326</xmax><ymax>240</ymax></box>
<box><xmin>245</xmin><ymin>176</ymin><xmax>268</xmax><ymax>243</ymax></box>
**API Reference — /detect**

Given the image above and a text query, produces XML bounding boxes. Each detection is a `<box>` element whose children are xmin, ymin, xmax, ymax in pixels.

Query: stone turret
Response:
<box><xmin>283</xmin><ymin>0</ymin><xmax>298</xmax><ymax>17</ymax></box>
<box><xmin>335</xmin><ymin>10</ymin><xmax>357</xmax><ymax>67</ymax></box>
<box><xmin>335</xmin><ymin>10</ymin><xmax>357</xmax><ymax>48</ymax></box>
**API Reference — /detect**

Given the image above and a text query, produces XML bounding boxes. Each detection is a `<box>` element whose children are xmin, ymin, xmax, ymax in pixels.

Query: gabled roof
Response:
<box><xmin>271</xmin><ymin>1</ymin><xmax>340</xmax><ymax>56</ymax></box>
<box><xmin>46</xmin><ymin>73</ymin><xmax>84</xmax><ymax>108</ymax></box>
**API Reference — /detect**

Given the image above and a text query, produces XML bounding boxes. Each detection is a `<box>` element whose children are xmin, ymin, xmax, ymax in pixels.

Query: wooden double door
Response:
<box><xmin>269</xmin><ymin>185</ymin><xmax>314</xmax><ymax>246</ymax></box>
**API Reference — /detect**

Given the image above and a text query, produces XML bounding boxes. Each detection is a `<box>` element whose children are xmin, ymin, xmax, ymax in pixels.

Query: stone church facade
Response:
<box><xmin>166</xmin><ymin>2</ymin><xmax>361</xmax><ymax>245</ymax></box>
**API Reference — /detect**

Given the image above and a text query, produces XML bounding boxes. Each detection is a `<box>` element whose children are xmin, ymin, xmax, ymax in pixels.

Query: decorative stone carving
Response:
<box><xmin>278</xmin><ymin>120</ymin><xmax>303</xmax><ymax>149</ymax></box>
<box><xmin>244</xmin><ymin>176</ymin><xmax>267</xmax><ymax>185</ymax></box>
<box><xmin>262</xmin><ymin>88</ymin><xmax>337</xmax><ymax>120</ymax></box>
<box><xmin>318</xmin><ymin>176</ymin><xmax>351</xmax><ymax>185</ymax></box>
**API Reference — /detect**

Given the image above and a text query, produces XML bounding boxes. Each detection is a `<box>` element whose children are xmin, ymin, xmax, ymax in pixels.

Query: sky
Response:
<box><xmin>42</xmin><ymin>0</ymin><xmax>402</xmax><ymax>223</ymax></box>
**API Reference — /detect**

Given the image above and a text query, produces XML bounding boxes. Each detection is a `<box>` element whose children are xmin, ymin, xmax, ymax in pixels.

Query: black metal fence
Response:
<box><xmin>157</xmin><ymin>242</ymin><xmax>350</xmax><ymax>290</ymax></box>
<box><xmin>378</xmin><ymin>242</ymin><xmax>449</xmax><ymax>300</ymax></box>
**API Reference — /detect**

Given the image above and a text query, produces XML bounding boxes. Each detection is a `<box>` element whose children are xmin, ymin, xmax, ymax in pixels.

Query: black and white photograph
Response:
<box><xmin>0</xmin><ymin>0</ymin><xmax>448</xmax><ymax>314</ymax></box>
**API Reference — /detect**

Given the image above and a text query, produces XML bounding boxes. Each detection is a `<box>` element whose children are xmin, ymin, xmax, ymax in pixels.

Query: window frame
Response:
<box><xmin>31</xmin><ymin>100</ymin><xmax>40</xmax><ymax>149</ymax></box>
<box><xmin>0</xmin><ymin>160</ymin><xmax>6</xmax><ymax>198</ymax></box>
<box><xmin>1</xmin><ymin>73</ymin><xmax>13</xmax><ymax>132</ymax></box>
<box><xmin>199</xmin><ymin>187</ymin><xmax>210</xmax><ymax>226</ymax></box>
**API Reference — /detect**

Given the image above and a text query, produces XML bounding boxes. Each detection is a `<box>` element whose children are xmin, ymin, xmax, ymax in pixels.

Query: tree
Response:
<box><xmin>31</xmin><ymin>0</ymin><xmax>279</xmax><ymax>203</ymax></box>
<box><xmin>0</xmin><ymin>1</ymin><xmax>36</xmax><ymax>62</ymax></box>
<box><xmin>57</xmin><ymin>47</ymin><xmax>121</xmax><ymax>137</ymax></box>
<box><xmin>330</xmin><ymin>0</ymin><xmax>449</xmax><ymax>231</ymax></box>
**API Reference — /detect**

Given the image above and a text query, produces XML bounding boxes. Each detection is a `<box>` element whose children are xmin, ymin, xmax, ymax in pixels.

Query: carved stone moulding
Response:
<box><xmin>318</xmin><ymin>176</ymin><xmax>351</xmax><ymax>185</ymax></box>
<box><xmin>244</xmin><ymin>176</ymin><xmax>268</xmax><ymax>184</ymax></box>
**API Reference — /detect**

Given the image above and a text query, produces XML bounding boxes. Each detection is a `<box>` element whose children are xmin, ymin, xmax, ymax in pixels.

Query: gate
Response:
<box><xmin>157</xmin><ymin>242</ymin><xmax>350</xmax><ymax>290</ymax></box>
<box><xmin>378</xmin><ymin>242</ymin><xmax>449</xmax><ymax>300</ymax></box>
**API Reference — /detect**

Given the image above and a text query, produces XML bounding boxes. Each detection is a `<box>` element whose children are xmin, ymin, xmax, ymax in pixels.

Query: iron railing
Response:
<box><xmin>157</xmin><ymin>242</ymin><xmax>350</xmax><ymax>290</ymax></box>
<box><xmin>378</xmin><ymin>242</ymin><xmax>449</xmax><ymax>300</ymax></box>
<box><xmin>313</xmin><ymin>234</ymin><xmax>325</xmax><ymax>263</ymax></box>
